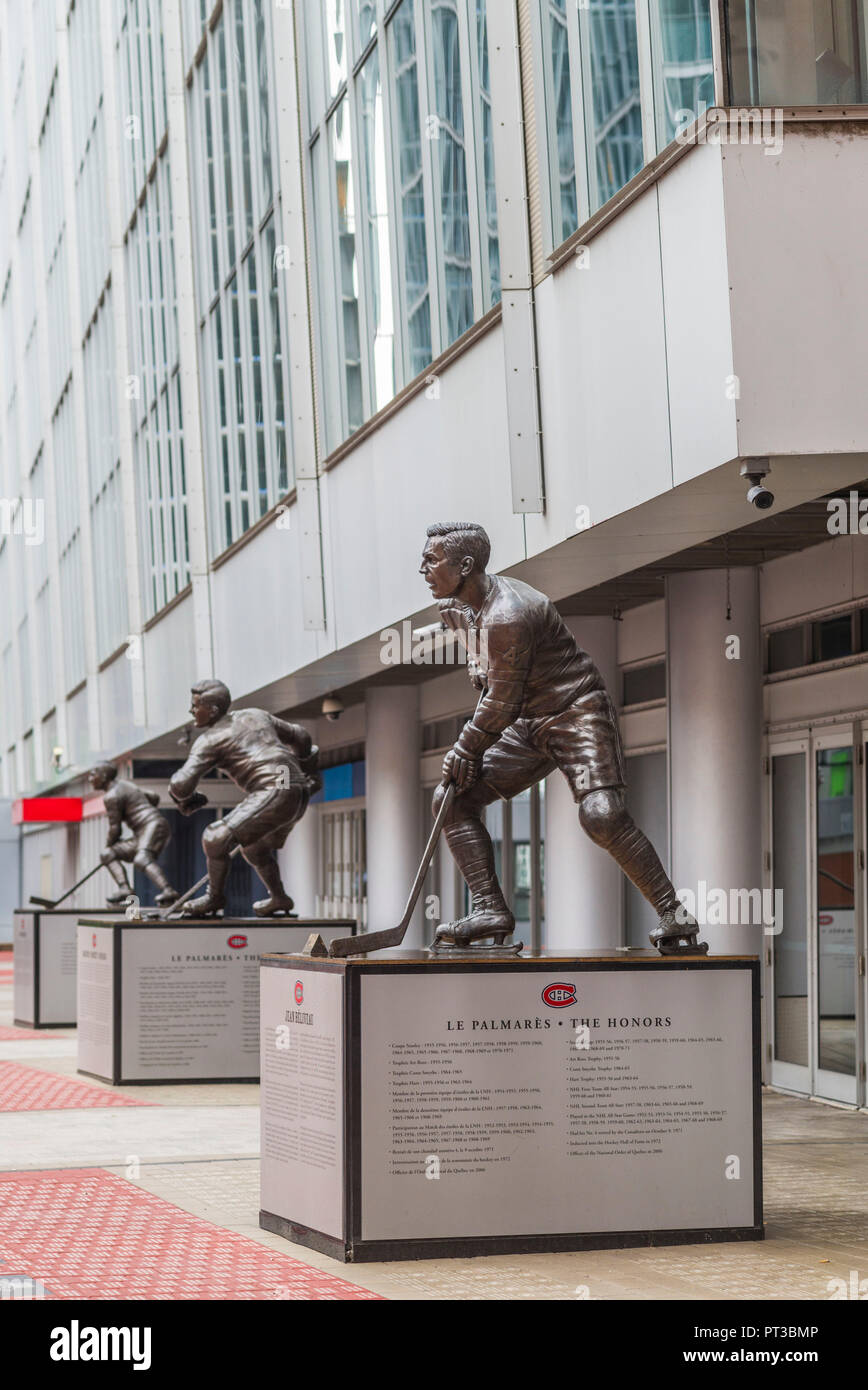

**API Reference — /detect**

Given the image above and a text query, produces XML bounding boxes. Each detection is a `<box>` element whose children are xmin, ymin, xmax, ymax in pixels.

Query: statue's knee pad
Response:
<box><xmin>133</xmin><ymin>850</ymin><xmax>152</xmax><ymax>871</ymax></box>
<box><xmin>99</xmin><ymin>848</ymin><xmax>116</xmax><ymax>866</ymax></box>
<box><xmin>202</xmin><ymin>822</ymin><xmax>234</xmax><ymax>858</ymax></box>
<box><xmin>578</xmin><ymin>789</ymin><xmax>627</xmax><ymax>846</ymax></box>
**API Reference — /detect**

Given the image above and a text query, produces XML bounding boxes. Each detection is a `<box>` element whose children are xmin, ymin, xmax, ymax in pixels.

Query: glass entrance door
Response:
<box><xmin>769</xmin><ymin>743</ymin><xmax>811</xmax><ymax>1095</ymax></box>
<box><xmin>814</xmin><ymin>734</ymin><xmax>858</xmax><ymax>1104</ymax></box>
<box><xmin>768</xmin><ymin>729</ymin><xmax>866</xmax><ymax>1104</ymax></box>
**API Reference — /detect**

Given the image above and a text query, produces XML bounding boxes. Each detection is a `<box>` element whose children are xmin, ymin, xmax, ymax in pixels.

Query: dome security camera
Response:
<box><xmin>322</xmin><ymin>695</ymin><xmax>344</xmax><ymax>723</ymax></box>
<box><xmin>740</xmin><ymin>458</ymin><xmax>774</xmax><ymax>511</ymax></box>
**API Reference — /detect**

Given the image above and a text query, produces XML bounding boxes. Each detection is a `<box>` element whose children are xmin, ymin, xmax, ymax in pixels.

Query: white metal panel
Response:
<box><xmin>765</xmin><ymin>664</ymin><xmax>868</xmax><ymax>729</ymax></box>
<box><xmin>620</xmin><ymin>704</ymin><xmax>667</xmax><ymax>754</ymax></box>
<box><xmin>759</xmin><ymin>537</ymin><xmax>857</xmax><ymax>627</ymax></box>
<box><xmin>320</xmin><ymin>325</ymin><xmax>523</xmax><ymax>653</ymax></box>
<box><xmin>656</xmin><ymin>143</ymin><xmax>739</xmax><ymax>485</ymax></box>
<box><xmin>142</xmin><ymin>594</ymin><xmax>198</xmax><ymax>738</ymax></box>
<box><xmin>418</xmin><ymin>667</ymin><xmax>474</xmax><ymax>723</ymax></box>
<box><xmin>210</xmin><ymin>511</ymin><xmax>325</xmax><ymax>701</ymax></box>
<box><xmin>618</xmin><ymin>599</ymin><xmax>665</xmax><ymax>664</ymax></box>
<box><xmin>96</xmin><ymin>656</ymin><xmax>137</xmax><ymax>757</ymax></box>
<box><xmin>723</xmin><ymin>129</ymin><xmax>868</xmax><ymax>457</ymax></box>
<box><xmin>527</xmin><ymin>188</ymin><xmax>672</xmax><ymax>555</ymax></box>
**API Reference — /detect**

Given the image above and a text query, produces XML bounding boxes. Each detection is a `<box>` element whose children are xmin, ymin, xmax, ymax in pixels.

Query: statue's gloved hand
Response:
<box><xmin>442</xmin><ymin>747</ymin><xmax>481</xmax><ymax>792</ymax></box>
<box><xmin>298</xmin><ymin>744</ymin><xmax>322</xmax><ymax>795</ymax></box>
<box><xmin>172</xmin><ymin>791</ymin><xmax>208</xmax><ymax>816</ymax></box>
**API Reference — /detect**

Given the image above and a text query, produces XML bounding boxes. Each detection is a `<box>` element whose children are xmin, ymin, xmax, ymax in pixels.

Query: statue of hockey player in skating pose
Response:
<box><xmin>88</xmin><ymin>762</ymin><xmax>178</xmax><ymax>907</ymax></box>
<box><xmin>168</xmin><ymin>679</ymin><xmax>321</xmax><ymax>918</ymax></box>
<box><xmin>421</xmin><ymin>523</ymin><xmax>707</xmax><ymax>957</ymax></box>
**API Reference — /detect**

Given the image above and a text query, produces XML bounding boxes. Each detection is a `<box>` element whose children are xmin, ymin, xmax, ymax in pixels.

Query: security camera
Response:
<box><xmin>51</xmin><ymin>746</ymin><xmax>64</xmax><ymax>772</ymax></box>
<box><xmin>322</xmin><ymin>695</ymin><xmax>344</xmax><ymax>723</ymax></box>
<box><xmin>741</xmin><ymin>458</ymin><xmax>774</xmax><ymax>511</ymax></box>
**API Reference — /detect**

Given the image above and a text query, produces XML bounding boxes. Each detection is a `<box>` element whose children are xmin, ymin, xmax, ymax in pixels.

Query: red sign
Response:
<box><xmin>294</xmin><ymin>981</ymin><xmax>304</xmax><ymax>1005</ymax></box>
<box><xmin>227</xmin><ymin>934</ymin><xmax>248</xmax><ymax>950</ymax></box>
<box><xmin>542</xmin><ymin>982</ymin><xmax>577</xmax><ymax>1008</ymax></box>
<box><xmin>12</xmin><ymin>798</ymin><xmax>83</xmax><ymax>825</ymax></box>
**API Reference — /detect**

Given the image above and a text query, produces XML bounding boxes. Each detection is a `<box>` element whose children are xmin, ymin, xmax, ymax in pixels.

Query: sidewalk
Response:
<box><xmin>1</xmin><ymin>963</ymin><xmax>866</xmax><ymax>1301</ymax></box>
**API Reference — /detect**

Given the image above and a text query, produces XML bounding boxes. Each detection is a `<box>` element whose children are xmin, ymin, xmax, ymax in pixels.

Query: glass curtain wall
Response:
<box><xmin>303</xmin><ymin>0</ymin><xmax>501</xmax><ymax>457</ymax></box>
<box><xmin>650</xmin><ymin>0</ymin><xmax>715</xmax><ymax>146</ymax></box>
<box><xmin>116</xmin><ymin>1</ymin><xmax>192</xmax><ymax>615</ymax></box>
<box><xmin>187</xmin><ymin>0</ymin><xmax>292</xmax><ymax>556</ymax></box>
<box><xmin>728</xmin><ymin>1</ymin><xmax>868</xmax><ymax>106</ymax></box>
<box><xmin>538</xmin><ymin>1</ymin><xmax>715</xmax><ymax>246</ymax></box>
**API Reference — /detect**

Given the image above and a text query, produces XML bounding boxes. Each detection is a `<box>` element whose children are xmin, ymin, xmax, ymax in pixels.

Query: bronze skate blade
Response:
<box><xmin>657</xmin><ymin>939</ymin><xmax>710</xmax><ymax>957</ymax></box>
<box><xmin>427</xmin><ymin>940</ymin><xmax>525</xmax><ymax>959</ymax></box>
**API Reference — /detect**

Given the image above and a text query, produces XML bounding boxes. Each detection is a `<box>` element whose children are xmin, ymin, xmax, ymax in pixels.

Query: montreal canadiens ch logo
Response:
<box><xmin>294</xmin><ymin>981</ymin><xmax>304</xmax><ymax>1005</ymax></box>
<box><xmin>227</xmin><ymin>934</ymin><xmax>248</xmax><ymax>950</ymax></box>
<box><xmin>542</xmin><ymin>982</ymin><xmax>577</xmax><ymax>1008</ymax></box>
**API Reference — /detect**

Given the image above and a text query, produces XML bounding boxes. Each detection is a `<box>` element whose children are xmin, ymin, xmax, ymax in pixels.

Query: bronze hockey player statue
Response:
<box><xmin>88</xmin><ymin>762</ymin><xmax>178</xmax><ymax>907</ymax></box>
<box><xmin>421</xmin><ymin>523</ymin><xmax>707</xmax><ymax>957</ymax></box>
<box><xmin>168</xmin><ymin>680</ymin><xmax>321</xmax><ymax>918</ymax></box>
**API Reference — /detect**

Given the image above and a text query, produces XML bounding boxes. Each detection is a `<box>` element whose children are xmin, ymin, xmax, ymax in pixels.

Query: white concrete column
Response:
<box><xmin>667</xmin><ymin>570</ymin><xmax>763</xmax><ymax>956</ymax></box>
<box><xmin>365</xmin><ymin>686</ymin><xmax>422</xmax><ymax>945</ymax></box>
<box><xmin>277</xmin><ymin>803</ymin><xmax>319</xmax><ymax>919</ymax></box>
<box><xmin>545</xmin><ymin>618</ymin><xmax>623</xmax><ymax>949</ymax></box>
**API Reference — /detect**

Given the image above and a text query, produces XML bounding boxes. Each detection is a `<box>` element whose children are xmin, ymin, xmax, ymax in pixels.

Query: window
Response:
<box><xmin>83</xmin><ymin>290</ymin><xmax>128</xmax><ymax>659</ymax></box>
<box><xmin>537</xmin><ymin>2</ymin><xmax>716</xmax><ymax>249</ymax></box>
<box><xmin>583</xmin><ymin>1</ymin><xmax>644</xmax><ymax>213</ymax></box>
<box><xmin>53</xmin><ymin>383</ymin><xmax>86</xmax><ymax>691</ymax></box>
<box><xmin>767</xmin><ymin>608</ymin><xmax>868</xmax><ymax>674</ymax></box>
<box><xmin>649</xmin><ymin>0</ymin><xmax>714</xmax><ymax>147</ymax></box>
<box><xmin>622</xmin><ymin>661</ymin><xmax>666</xmax><ymax>704</ymax></box>
<box><xmin>768</xmin><ymin>624</ymin><xmax>806</xmax><ymax>674</ymax></box>
<box><xmin>728</xmin><ymin>0</ymin><xmax>868</xmax><ymax>107</ymax></box>
<box><xmin>117</xmin><ymin>0</ymin><xmax>168</xmax><ymax>213</ymax></box>
<box><xmin>70</xmin><ymin>0</ymin><xmax>110</xmax><ymax>331</ymax></box>
<box><xmin>125</xmin><ymin>153</ymin><xmax>190</xmax><ymax>615</ymax></box>
<box><xmin>188</xmin><ymin>0</ymin><xmax>292</xmax><ymax>554</ymax></box>
<box><xmin>304</xmin><ymin>0</ymin><xmax>501</xmax><ymax>455</ymax></box>
<box><xmin>320</xmin><ymin>806</ymin><xmax>367</xmax><ymax>919</ymax></box>
<box><xmin>812</xmin><ymin>614</ymin><xmax>853</xmax><ymax>664</ymax></box>
<box><xmin>40</xmin><ymin>80</ymin><xmax>72</xmax><ymax>414</ymax></box>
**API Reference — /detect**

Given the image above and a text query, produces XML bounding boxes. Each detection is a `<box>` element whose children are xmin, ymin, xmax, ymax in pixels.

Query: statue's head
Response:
<box><xmin>420</xmin><ymin>523</ymin><xmax>491</xmax><ymax>601</ymax></box>
<box><xmin>88</xmin><ymin>761</ymin><xmax>118</xmax><ymax>792</ymax></box>
<box><xmin>190</xmin><ymin>679</ymin><xmax>232</xmax><ymax>728</ymax></box>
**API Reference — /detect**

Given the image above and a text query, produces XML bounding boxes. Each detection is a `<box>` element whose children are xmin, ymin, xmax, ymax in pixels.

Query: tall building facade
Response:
<box><xmin>1</xmin><ymin>1</ymin><xmax>867</xmax><ymax>1107</ymax></box>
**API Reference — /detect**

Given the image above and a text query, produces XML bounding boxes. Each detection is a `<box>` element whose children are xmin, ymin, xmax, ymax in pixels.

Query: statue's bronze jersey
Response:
<box><xmin>439</xmin><ymin>575</ymin><xmax>606</xmax><ymax>755</ymax></box>
<box><xmin>170</xmin><ymin>710</ymin><xmax>314</xmax><ymax>799</ymax></box>
<box><xmin>104</xmin><ymin>779</ymin><xmax>162</xmax><ymax>839</ymax></box>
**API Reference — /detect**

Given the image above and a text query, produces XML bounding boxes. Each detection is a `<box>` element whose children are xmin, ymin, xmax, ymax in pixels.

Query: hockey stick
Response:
<box><xmin>29</xmin><ymin>861</ymin><xmax>104</xmax><ymax>910</ymax></box>
<box><xmin>328</xmin><ymin>783</ymin><xmax>455</xmax><ymax>957</ymax></box>
<box><xmin>160</xmin><ymin>843</ymin><xmax>243</xmax><ymax>920</ymax></box>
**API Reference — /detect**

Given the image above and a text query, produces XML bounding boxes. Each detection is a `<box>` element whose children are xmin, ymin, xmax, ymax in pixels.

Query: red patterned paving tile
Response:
<box><xmin>0</xmin><ymin>1062</ymin><xmax>151</xmax><ymax>1111</ymax></box>
<box><xmin>0</xmin><ymin>1170</ymin><xmax>380</xmax><ymax>1301</ymax></box>
<box><xmin>0</xmin><ymin>1025</ymin><xmax>72</xmax><ymax>1040</ymax></box>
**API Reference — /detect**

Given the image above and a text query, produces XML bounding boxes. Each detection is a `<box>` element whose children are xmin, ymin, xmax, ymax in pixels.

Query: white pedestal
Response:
<box><xmin>76</xmin><ymin>918</ymin><xmax>356</xmax><ymax>1084</ymax></box>
<box><xmin>13</xmin><ymin>909</ymin><xmax>117</xmax><ymax>1028</ymax></box>
<box><xmin>260</xmin><ymin>950</ymin><xmax>762</xmax><ymax>1262</ymax></box>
